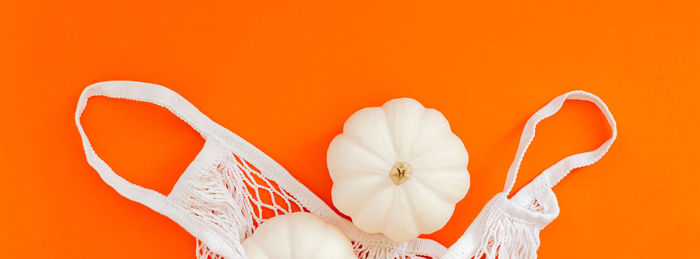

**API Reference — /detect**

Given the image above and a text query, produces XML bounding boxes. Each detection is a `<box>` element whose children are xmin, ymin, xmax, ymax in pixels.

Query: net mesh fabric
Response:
<box><xmin>179</xmin><ymin>147</ymin><xmax>435</xmax><ymax>259</ymax></box>
<box><xmin>182</xmin><ymin>151</ymin><xmax>305</xmax><ymax>258</ymax></box>
<box><xmin>76</xmin><ymin>82</ymin><xmax>616</xmax><ymax>259</ymax></box>
<box><xmin>470</xmin><ymin>197</ymin><xmax>547</xmax><ymax>259</ymax></box>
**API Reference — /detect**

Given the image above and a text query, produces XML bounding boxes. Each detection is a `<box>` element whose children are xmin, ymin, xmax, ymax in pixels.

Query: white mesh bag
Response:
<box><xmin>76</xmin><ymin>81</ymin><xmax>616</xmax><ymax>259</ymax></box>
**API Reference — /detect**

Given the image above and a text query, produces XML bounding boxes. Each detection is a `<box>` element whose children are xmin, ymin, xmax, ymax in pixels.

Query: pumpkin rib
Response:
<box><xmin>327</xmin><ymin>136</ymin><xmax>390</xmax><ymax>180</ymax></box>
<box><xmin>348</xmin><ymin>187</ymin><xmax>395</xmax><ymax>234</ymax></box>
<box><xmin>412</xmin><ymin>169</ymin><xmax>469</xmax><ymax>203</ymax></box>
<box><xmin>404</xmin><ymin>180</ymin><xmax>456</xmax><ymax>232</ymax></box>
<box><xmin>395</xmin><ymin>185</ymin><xmax>422</xmax><ymax>239</ymax></box>
<box><xmin>343</xmin><ymin>107</ymin><xmax>397</xmax><ymax>163</ymax></box>
<box><xmin>410</xmin><ymin>108</ymin><xmax>452</xmax><ymax>157</ymax></box>
<box><xmin>382</xmin><ymin>98</ymin><xmax>425</xmax><ymax>160</ymax></box>
<box><xmin>403</xmin><ymin>181</ymin><xmax>454</xmax><ymax>234</ymax></box>
<box><xmin>331</xmin><ymin>176</ymin><xmax>390</xmax><ymax>217</ymax></box>
<box><xmin>410</xmin><ymin>134</ymin><xmax>468</xmax><ymax>171</ymax></box>
<box><xmin>334</xmin><ymin>134</ymin><xmax>393</xmax><ymax>167</ymax></box>
<box><xmin>374</xmin><ymin>187</ymin><xmax>418</xmax><ymax>242</ymax></box>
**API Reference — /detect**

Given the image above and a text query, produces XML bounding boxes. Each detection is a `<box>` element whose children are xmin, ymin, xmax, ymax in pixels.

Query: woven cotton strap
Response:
<box><xmin>75</xmin><ymin>81</ymin><xmax>240</xmax><ymax>258</ymax></box>
<box><xmin>503</xmin><ymin>90</ymin><xmax>618</xmax><ymax>196</ymax></box>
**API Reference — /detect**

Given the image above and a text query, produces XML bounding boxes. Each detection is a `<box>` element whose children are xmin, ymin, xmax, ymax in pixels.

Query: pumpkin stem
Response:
<box><xmin>389</xmin><ymin>162</ymin><xmax>412</xmax><ymax>185</ymax></box>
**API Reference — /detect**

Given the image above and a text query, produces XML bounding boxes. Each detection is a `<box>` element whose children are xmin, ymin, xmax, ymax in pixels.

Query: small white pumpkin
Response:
<box><xmin>242</xmin><ymin>212</ymin><xmax>357</xmax><ymax>259</ymax></box>
<box><xmin>327</xmin><ymin>98</ymin><xmax>469</xmax><ymax>242</ymax></box>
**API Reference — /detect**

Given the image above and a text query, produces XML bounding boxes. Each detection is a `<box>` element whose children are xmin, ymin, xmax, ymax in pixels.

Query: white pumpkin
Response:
<box><xmin>242</xmin><ymin>212</ymin><xmax>357</xmax><ymax>259</ymax></box>
<box><xmin>327</xmin><ymin>98</ymin><xmax>469</xmax><ymax>242</ymax></box>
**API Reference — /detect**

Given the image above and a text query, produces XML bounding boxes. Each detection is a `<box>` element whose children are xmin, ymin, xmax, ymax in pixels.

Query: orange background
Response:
<box><xmin>1</xmin><ymin>0</ymin><xmax>699</xmax><ymax>258</ymax></box>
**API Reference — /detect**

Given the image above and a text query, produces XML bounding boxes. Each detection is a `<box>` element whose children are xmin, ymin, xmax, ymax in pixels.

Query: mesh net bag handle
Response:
<box><xmin>75</xmin><ymin>81</ymin><xmax>243</xmax><ymax>256</ymax></box>
<box><xmin>504</xmin><ymin>90</ymin><xmax>618</xmax><ymax>199</ymax></box>
<box><xmin>441</xmin><ymin>90</ymin><xmax>617</xmax><ymax>259</ymax></box>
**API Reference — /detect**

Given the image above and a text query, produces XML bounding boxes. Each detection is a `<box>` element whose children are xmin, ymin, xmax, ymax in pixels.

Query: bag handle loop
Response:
<box><xmin>75</xmin><ymin>81</ymin><xmax>239</xmax><ymax>258</ymax></box>
<box><xmin>503</xmin><ymin>90</ymin><xmax>618</xmax><ymax>196</ymax></box>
